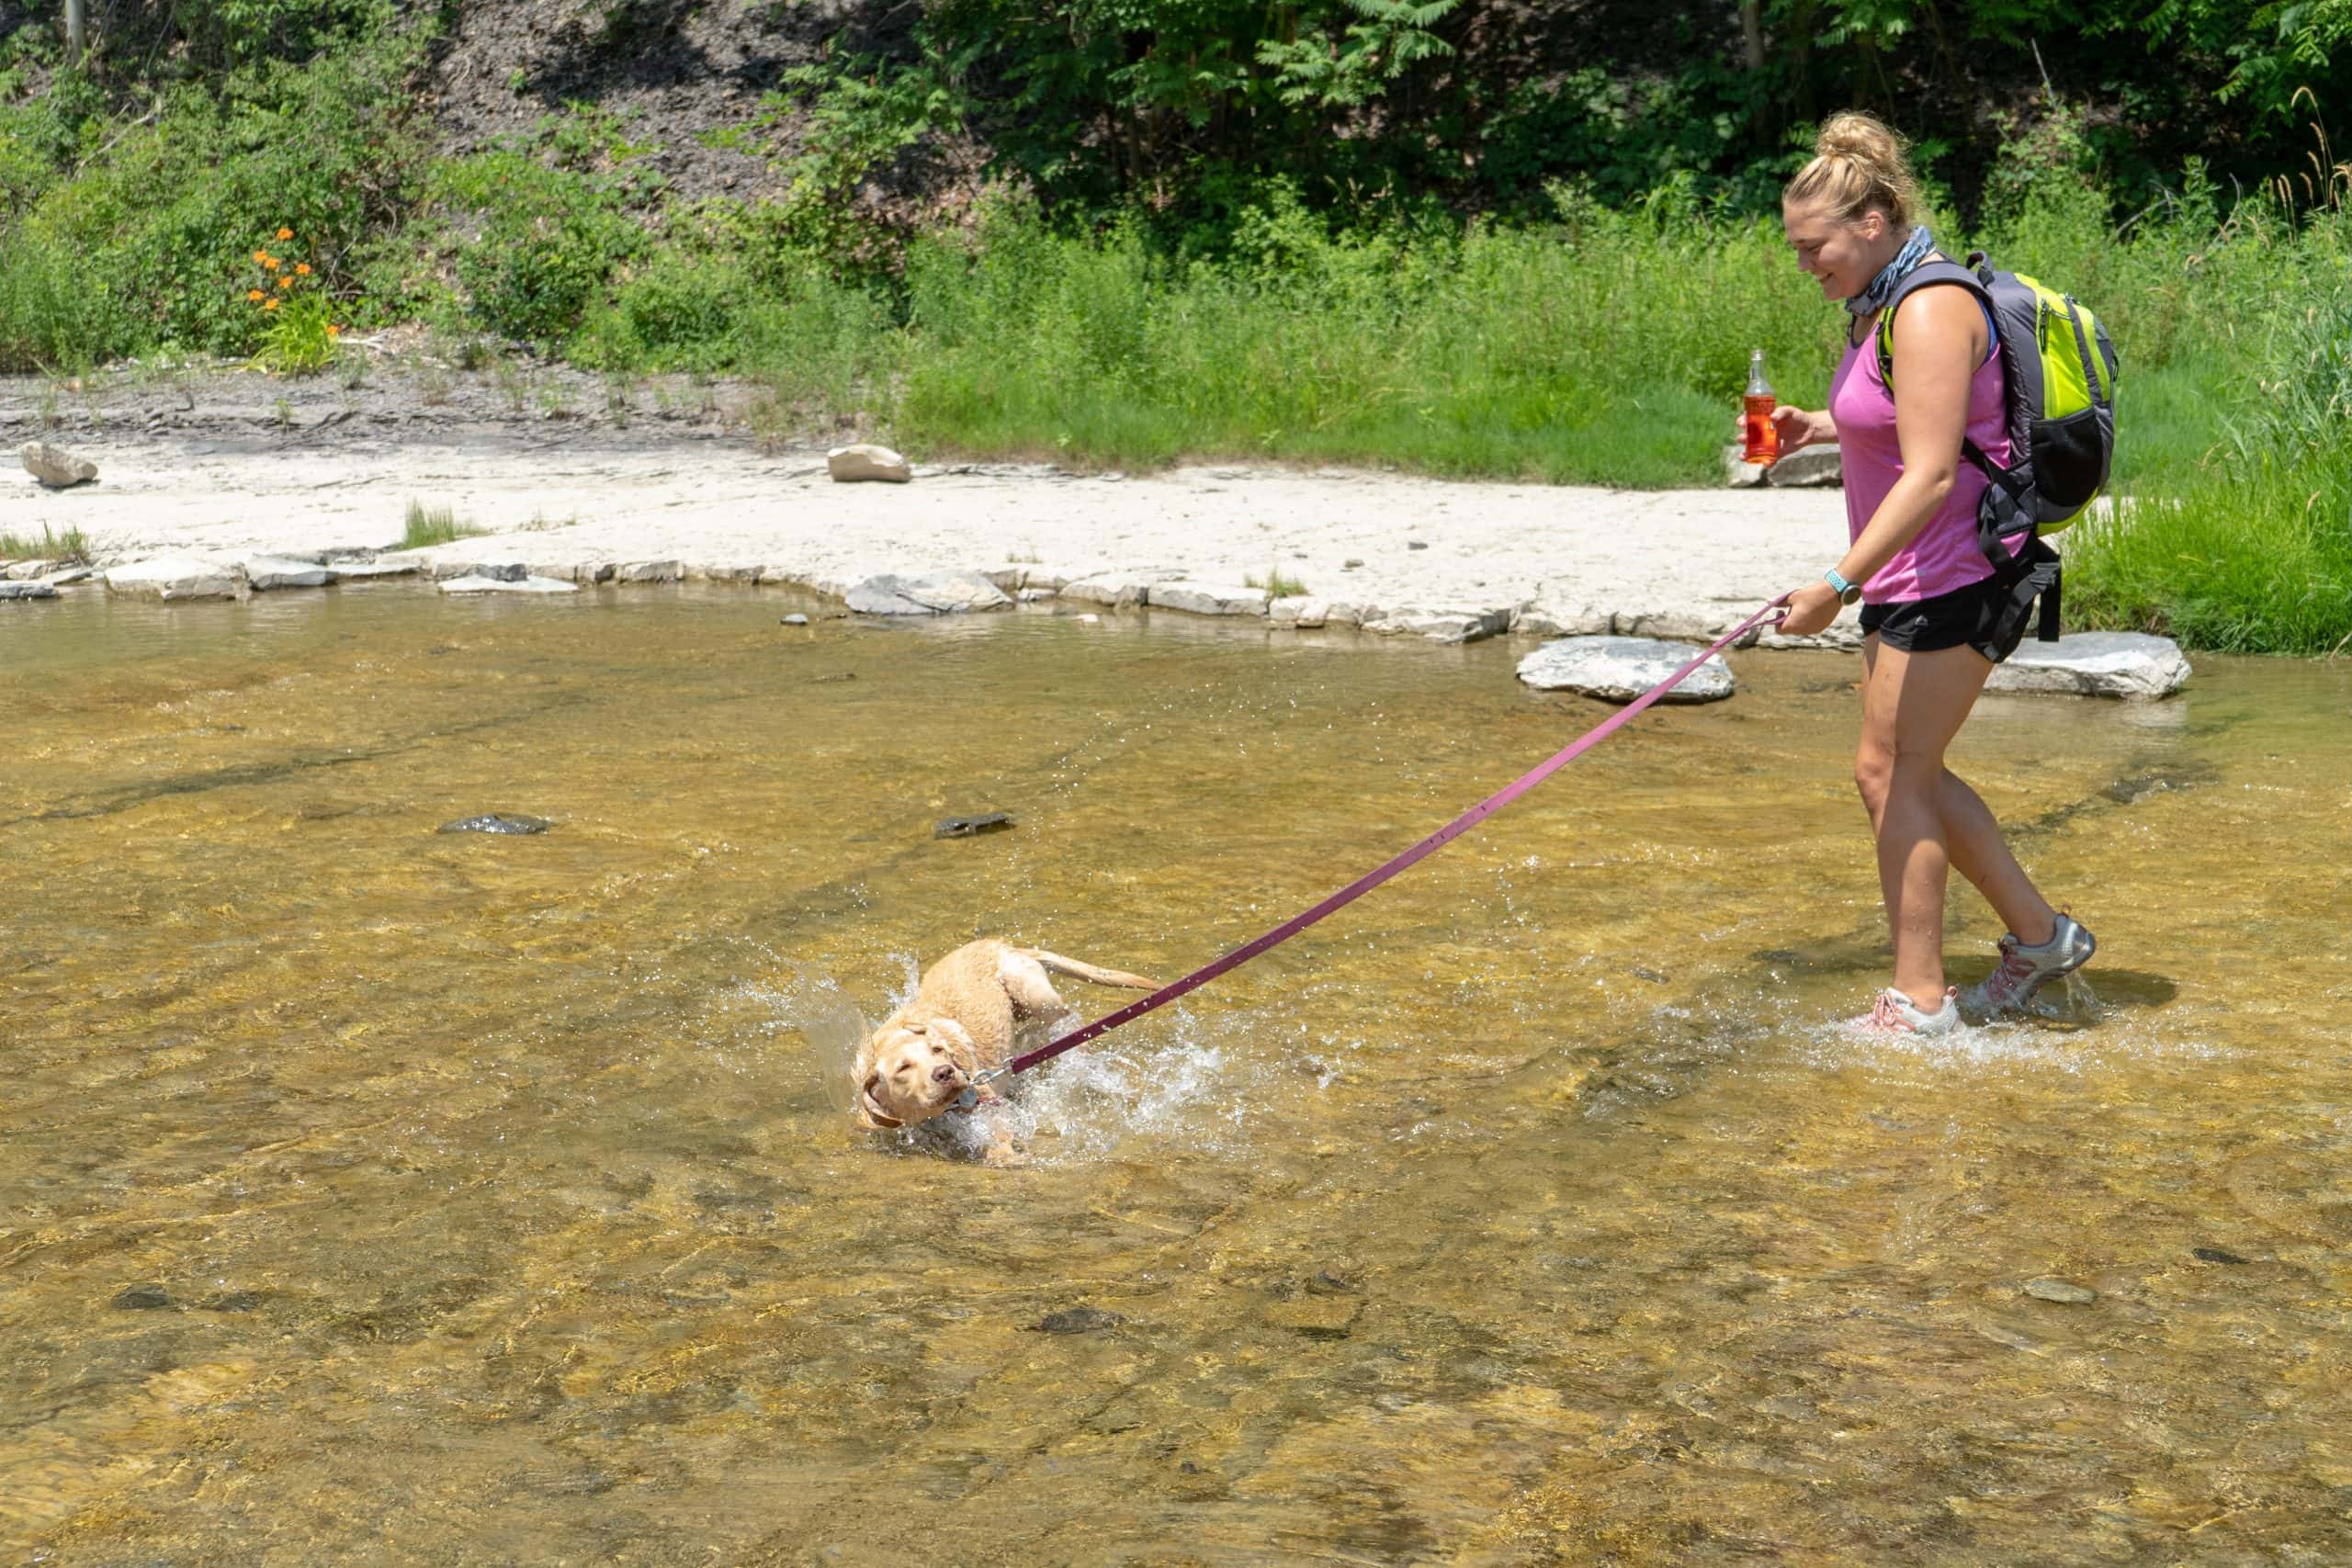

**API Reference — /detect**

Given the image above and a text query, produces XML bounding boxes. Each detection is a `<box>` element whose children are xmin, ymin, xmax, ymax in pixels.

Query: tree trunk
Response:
<box><xmin>65</xmin><ymin>0</ymin><xmax>85</xmax><ymax>62</ymax></box>
<box><xmin>1739</xmin><ymin>0</ymin><xmax>1765</xmax><ymax>73</ymax></box>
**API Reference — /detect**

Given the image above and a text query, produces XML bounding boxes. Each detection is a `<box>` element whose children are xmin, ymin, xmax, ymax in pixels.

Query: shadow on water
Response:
<box><xmin>2</xmin><ymin>588</ymin><xmax>2349</xmax><ymax>1562</ymax></box>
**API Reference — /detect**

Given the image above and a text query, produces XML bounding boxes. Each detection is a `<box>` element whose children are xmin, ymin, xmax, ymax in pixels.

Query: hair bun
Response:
<box><xmin>1815</xmin><ymin>111</ymin><xmax>1904</xmax><ymax>168</ymax></box>
<box><xmin>1786</xmin><ymin>111</ymin><xmax>1921</xmax><ymax>228</ymax></box>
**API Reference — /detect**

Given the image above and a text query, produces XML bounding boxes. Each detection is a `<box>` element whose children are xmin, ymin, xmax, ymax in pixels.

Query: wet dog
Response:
<box><xmin>852</xmin><ymin>940</ymin><xmax>1156</xmax><ymax>1161</ymax></box>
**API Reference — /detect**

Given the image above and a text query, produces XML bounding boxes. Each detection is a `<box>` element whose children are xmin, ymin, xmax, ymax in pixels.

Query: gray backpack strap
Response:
<box><xmin>1873</xmin><ymin>259</ymin><xmax>2008</xmax><ymax>493</ymax></box>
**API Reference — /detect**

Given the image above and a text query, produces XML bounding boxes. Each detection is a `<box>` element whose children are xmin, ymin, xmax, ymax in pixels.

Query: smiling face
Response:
<box><xmin>1782</xmin><ymin>197</ymin><xmax>1902</xmax><ymax>306</ymax></box>
<box><xmin>855</xmin><ymin>1017</ymin><xmax>977</xmax><ymax>1130</ymax></box>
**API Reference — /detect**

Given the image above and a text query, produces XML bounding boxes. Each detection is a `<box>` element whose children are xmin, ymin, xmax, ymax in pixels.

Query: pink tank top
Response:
<box><xmin>1829</xmin><ymin>310</ymin><xmax>2018</xmax><ymax>604</ymax></box>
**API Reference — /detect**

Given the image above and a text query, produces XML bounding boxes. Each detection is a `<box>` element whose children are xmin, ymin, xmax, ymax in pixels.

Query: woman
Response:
<box><xmin>1768</xmin><ymin>113</ymin><xmax>2093</xmax><ymax>1034</ymax></box>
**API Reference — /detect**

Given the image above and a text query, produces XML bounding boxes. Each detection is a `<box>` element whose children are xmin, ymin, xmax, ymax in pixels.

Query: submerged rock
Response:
<box><xmin>827</xmin><ymin>443</ymin><xmax>912</xmax><ymax>483</ymax></box>
<box><xmin>1986</xmin><ymin>632</ymin><xmax>2190</xmax><ymax>699</ymax></box>
<box><xmin>1031</xmin><ymin>1306</ymin><xmax>1123</xmax><ymax>1335</ymax></box>
<box><xmin>934</xmin><ymin>813</ymin><xmax>1012</xmax><ymax>839</ymax></box>
<box><xmin>438</xmin><ymin>814</ymin><xmax>553</xmax><ymax>835</ymax></box>
<box><xmin>0</xmin><ymin>581</ymin><xmax>59</xmax><ymax>601</ymax></box>
<box><xmin>1516</xmin><ymin>636</ymin><xmax>1736</xmax><ymax>704</ymax></box>
<box><xmin>112</xmin><ymin>1284</ymin><xmax>173</xmax><ymax>1310</ymax></box>
<box><xmin>21</xmin><ymin>441</ymin><xmax>97</xmax><ymax>488</ymax></box>
<box><xmin>2023</xmin><ymin>1277</ymin><xmax>2098</xmax><ymax>1304</ymax></box>
<box><xmin>845</xmin><ymin>571</ymin><xmax>1010</xmax><ymax>615</ymax></box>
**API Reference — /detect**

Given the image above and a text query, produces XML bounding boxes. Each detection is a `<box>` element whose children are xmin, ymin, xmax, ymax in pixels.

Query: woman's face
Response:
<box><xmin>1782</xmin><ymin>198</ymin><xmax>1896</xmax><ymax>303</ymax></box>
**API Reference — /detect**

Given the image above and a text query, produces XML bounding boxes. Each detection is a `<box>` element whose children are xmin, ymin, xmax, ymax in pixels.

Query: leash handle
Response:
<box><xmin>989</xmin><ymin>599</ymin><xmax>1791</xmax><ymax>1082</ymax></box>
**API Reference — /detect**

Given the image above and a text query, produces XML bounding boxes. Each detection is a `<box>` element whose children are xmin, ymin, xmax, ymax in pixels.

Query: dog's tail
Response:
<box><xmin>1022</xmin><ymin>949</ymin><xmax>1158</xmax><ymax>990</ymax></box>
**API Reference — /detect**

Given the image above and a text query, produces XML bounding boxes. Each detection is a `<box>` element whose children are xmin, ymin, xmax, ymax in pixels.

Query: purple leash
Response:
<box><xmin>978</xmin><ymin>598</ymin><xmax>1789</xmax><ymax>1086</ymax></box>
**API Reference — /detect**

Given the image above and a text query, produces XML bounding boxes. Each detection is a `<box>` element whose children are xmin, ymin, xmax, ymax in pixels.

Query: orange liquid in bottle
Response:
<box><xmin>1742</xmin><ymin>393</ymin><xmax>1779</xmax><ymax>465</ymax></box>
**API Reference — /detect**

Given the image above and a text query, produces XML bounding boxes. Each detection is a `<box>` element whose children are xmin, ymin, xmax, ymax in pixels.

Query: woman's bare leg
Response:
<box><xmin>1931</xmin><ymin>769</ymin><xmax>2057</xmax><ymax>946</ymax></box>
<box><xmin>1854</xmin><ymin>637</ymin><xmax>2024</xmax><ymax>1008</ymax></box>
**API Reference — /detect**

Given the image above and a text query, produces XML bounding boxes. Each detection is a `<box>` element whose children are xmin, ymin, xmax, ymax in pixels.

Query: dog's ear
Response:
<box><xmin>854</xmin><ymin>1073</ymin><xmax>902</xmax><ymax>1131</ymax></box>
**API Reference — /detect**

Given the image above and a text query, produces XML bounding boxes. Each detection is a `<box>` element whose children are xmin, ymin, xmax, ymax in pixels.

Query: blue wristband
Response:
<box><xmin>1825</xmin><ymin>568</ymin><xmax>1861</xmax><ymax>604</ymax></box>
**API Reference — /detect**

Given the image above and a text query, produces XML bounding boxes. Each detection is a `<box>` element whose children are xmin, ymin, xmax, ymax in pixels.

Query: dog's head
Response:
<box><xmin>854</xmin><ymin>1014</ymin><xmax>983</xmax><ymax>1130</ymax></box>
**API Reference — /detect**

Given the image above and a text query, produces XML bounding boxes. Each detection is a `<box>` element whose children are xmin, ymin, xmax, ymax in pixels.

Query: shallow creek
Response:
<box><xmin>3</xmin><ymin>587</ymin><xmax>2348</xmax><ymax>1564</ymax></box>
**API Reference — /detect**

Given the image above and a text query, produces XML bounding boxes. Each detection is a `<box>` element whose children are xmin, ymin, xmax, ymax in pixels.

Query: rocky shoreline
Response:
<box><xmin>2</xmin><ymin>369</ymin><xmax>2191</xmax><ymax>698</ymax></box>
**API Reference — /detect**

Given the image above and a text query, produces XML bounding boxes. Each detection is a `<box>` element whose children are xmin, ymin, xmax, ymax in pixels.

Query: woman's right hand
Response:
<box><xmin>1770</xmin><ymin>406</ymin><xmax>1830</xmax><ymax>453</ymax></box>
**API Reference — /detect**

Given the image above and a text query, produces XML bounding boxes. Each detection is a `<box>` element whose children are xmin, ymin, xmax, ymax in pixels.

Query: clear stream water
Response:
<box><xmin>2</xmin><ymin>587</ymin><xmax>2348</xmax><ymax>1565</ymax></box>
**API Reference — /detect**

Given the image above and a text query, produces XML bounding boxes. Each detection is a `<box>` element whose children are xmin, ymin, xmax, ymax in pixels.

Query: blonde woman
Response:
<box><xmin>1769</xmin><ymin>113</ymin><xmax>2092</xmax><ymax>1033</ymax></box>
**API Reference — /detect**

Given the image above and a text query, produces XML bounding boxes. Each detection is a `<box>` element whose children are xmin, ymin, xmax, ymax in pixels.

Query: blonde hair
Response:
<box><xmin>1785</xmin><ymin>112</ymin><xmax>1922</xmax><ymax>231</ymax></box>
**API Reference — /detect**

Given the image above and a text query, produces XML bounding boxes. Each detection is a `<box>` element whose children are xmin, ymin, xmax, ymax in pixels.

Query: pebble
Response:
<box><xmin>112</xmin><ymin>1285</ymin><xmax>173</xmax><ymax>1310</ymax></box>
<box><xmin>2193</xmin><ymin>1247</ymin><xmax>2250</xmax><ymax>1265</ymax></box>
<box><xmin>2023</xmin><ymin>1277</ymin><xmax>2098</xmax><ymax>1304</ymax></box>
<box><xmin>781</xmin><ymin>614</ymin><xmax>809</xmax><ymax>626</ymax></box>
<box><xmin>934</xmin><ymin>813</ymin><xmax>1012</xmax><ymax>840</ymax></box>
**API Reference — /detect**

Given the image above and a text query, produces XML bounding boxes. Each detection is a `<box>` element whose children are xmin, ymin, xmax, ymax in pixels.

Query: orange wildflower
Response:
<box><xmin>326</xmin><ymin>324</ymin><xmax>342</xmax><ymax>337</ymax></box>
<box><xmin>248</xmin><ymin>288</ymin><xmax>266</xmax><ymax>301</ymax></box>
<box><xmin>263</xmin><ymin>299</ymin><xmax>279</xmax><ymax>311</ymax></box>
<box><xmin>263</xmin><ymin>257</ymin><xmax>280</xmax><ymax>272</ymax></box>
<box><xmin>253</xmin><ymin>250</ymin><xmax>268</xmax><ymax>265</ymax></box>
<box><xmin>277</xmin><ymin>228</ymin><xmax>293</xmax><ymax>241</ymax></box>
<box><xmin>295</xmin><ymin>263</ymin><xmax>311</xmax><ymax>276</ymax></box>
<box><xmin>277</xmin><ymin>276</ymin><xmax>292</xmax><ymax>290</ymax></box>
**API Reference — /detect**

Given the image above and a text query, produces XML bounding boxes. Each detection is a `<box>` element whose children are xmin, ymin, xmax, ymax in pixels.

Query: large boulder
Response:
<box><xmin>106</xmin><ymin>556</ymin><xmax>244</xmax><ymax>601</ymax></box>
<box><xmin>828</xmin><ymin>443</ymin><xmax>912</xmax><ymax>483</ymax></box>
<box><xmin>21</xmin><ymin>442</ymin><xmax>96</xmax><ymax>489</ymax></box>
<box><xmin>0</xmin><ymin>581</ymin><xmax>59</xmax><ymax>601</ymax></box>
<box><xmin>1516</xmin><ymin>635</ymin><xmax>1736</xmax><ymax>704</ymax></box>
<box><xmin>844</xmin><ymin>570</ymin><xmax>1012</xmax><ymax>615</ymax></box>
<box><xmin>1986</xmin><ymin>632</ymin><xmax>2190</xmax><ymax>699</ymax></box>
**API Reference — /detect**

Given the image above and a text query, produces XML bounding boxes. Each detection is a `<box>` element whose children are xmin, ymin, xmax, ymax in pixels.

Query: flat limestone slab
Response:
<box><xmin>243</xmin><ymin>556</ymin><xmax>335</xmax><ymax>590</ymax></box>
<box><xmin>439</xmin><ymin>574</ymin><xmax>579</xmax><ymax>594</ymax></box>
<box><xmin>1517</xmin><ymin>635</ymin><xmax>1736</xmax><ymax>703</ymax></box>
<box><xmin>844</xmin><ymin>570</ymin><xmax>1011</xmax><ymax>615</ymax></box>
<box><xmin>105</xmin><ymin>555</ymin><xmax>243</xmax><ymax>601</ymax></box>
<box><xmin>1148</xmin><ymin>581</ymin><xmax>1268</xmax><ymax>616</ymax></box>
<box><xmin>331</xmin><ymin>559</ymin><xmax>423</xmax><ymax>581</ymax></box>
<box><xmin>1986</xmin><ymin>631</ymin><xmax>2190</xmax><ymax>699</ymax></box>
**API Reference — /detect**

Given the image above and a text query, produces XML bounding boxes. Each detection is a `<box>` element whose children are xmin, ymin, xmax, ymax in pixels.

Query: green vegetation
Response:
<box><xmin>400</xmin><ymin>501</ymin><xmax>486</xmax><ymax>549</ymax></box>
<box><xmin>0</xmin><ymin>1</ymin><xmax>2348</xmax><ymax>648</ymax></box>
<box><xmin>0</xmin><ymin>523</ymin><xmax>90</xmax><ymax>563</ymax></box>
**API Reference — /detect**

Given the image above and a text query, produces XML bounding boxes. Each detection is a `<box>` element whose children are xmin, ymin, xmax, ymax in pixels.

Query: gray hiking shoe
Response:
<box><xmin>1959</xmin><ymin>914</ymin><xmax>2097</xmax><ymax>1021</ymax></box>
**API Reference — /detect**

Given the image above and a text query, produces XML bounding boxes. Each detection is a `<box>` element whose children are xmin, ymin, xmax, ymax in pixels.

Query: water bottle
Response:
<box><xmin>1742</xmin><ymin>348</ymin><xmax>1779</xmax><ymax>466</ymax></box>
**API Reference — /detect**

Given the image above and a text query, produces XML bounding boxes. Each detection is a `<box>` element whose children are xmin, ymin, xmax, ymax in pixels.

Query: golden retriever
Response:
<box><xmin>853</xmin><ymin>939</ymin><xmax>1155</xmax><ymax>1159</ymax></box>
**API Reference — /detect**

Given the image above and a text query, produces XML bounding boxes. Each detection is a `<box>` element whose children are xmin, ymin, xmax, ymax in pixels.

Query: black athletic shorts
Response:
<box><xmin>1860</xmin><ymin>570</ymin><xmax>2034</xmax><ymax>665</ymax></box>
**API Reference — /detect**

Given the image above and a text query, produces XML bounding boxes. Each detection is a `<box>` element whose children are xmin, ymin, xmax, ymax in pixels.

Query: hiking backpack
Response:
<box><xmin>1877</xmin><ymin>251</ymin><xmax>2119</xmax><ymax>640</ymax></box>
